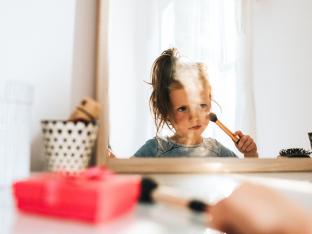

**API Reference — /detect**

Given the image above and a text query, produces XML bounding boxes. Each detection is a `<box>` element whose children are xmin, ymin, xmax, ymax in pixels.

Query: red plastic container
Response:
<box><xmin>12</xmin><ymin>167</ymin><xmax>141</xmax><ymax>223</ymax></box>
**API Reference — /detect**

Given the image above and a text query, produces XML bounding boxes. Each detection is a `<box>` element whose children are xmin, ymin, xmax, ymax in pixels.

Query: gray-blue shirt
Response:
<box><xmin>134</xmin><ymin>137</ymin><xmax>238</xmax><ymax>158</ymax></box>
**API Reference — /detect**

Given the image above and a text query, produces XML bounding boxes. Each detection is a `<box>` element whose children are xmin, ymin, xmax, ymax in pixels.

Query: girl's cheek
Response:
<box><xmin>174</xmin><ymin>112</ymin><xmax>187</xmax><ymax>123</ymax></box>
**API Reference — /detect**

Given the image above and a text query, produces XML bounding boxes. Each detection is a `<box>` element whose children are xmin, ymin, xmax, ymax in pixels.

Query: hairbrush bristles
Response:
<box><xmin>279</xmin><ymin>148</ymin><xmax>311</xmax><ymax>158</ymax></box>
<box><xmin>208</xmin><ymin>112</ymin><xmax>218</xmax><ymax>122</ymax></box>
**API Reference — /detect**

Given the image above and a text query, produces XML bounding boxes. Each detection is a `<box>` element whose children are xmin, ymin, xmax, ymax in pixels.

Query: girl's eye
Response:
<box><xmin>200</xmin><ymin>104</ymin><xmax>209</xmax><ymax>109</ymax></box>
<box><xmin>177</xmin><ymin>106</ymin><xmax>187</xmax><ymax>112</ymax></box>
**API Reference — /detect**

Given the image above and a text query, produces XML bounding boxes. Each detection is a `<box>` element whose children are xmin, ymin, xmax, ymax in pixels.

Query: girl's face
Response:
<box><xmin>169</xmin><ymin>87</ymin><xmax>211</xmax><ymax>142</ymax></box>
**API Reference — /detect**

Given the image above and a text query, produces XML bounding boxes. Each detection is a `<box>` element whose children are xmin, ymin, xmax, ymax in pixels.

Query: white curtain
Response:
<box><xmin>108</xmin><ymin>0</ymin><xmax>255</xmax><ymax>157</ymax></box>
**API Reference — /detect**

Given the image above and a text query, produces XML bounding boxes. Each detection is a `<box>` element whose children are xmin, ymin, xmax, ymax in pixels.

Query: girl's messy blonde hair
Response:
<box><xmin>149</xmin><ymin>48</ymin><xmax>211</xmax><ymax>136</ymax></box>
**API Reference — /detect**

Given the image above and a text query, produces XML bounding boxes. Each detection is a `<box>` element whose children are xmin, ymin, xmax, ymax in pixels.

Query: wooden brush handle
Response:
<box><xmin>215</xmin><ymin>120</ymin><xmax>240</xmax><ymax>143</ymax></box>
<box><xmin>152</xmin><ymin>186</ymin><xmax>209</xmax><ymax>213</ymax></box>
<box><xmin>152</xmin><ymin>187</ymin><xmax>188</xmax><ymax>208</ymax></box>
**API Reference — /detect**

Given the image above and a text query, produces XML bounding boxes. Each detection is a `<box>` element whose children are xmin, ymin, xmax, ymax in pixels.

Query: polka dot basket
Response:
<box><xmin>41</xmin><ymin>120</ymin><xmax>98</xmax><ymax>172</ymax></box>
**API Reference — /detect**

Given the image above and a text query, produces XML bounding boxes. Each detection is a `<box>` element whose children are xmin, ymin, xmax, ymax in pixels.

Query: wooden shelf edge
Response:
<box><xmin>105</xmin><ymin>158</ymin><xmax>312</xmax><ymax>174</ymax></box>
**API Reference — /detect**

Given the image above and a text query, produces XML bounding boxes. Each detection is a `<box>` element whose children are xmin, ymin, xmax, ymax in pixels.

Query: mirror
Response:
<box><xmin>96</xmin><ymin>0</ymin><xmax>312</xmax><ymax>164</ymax></box>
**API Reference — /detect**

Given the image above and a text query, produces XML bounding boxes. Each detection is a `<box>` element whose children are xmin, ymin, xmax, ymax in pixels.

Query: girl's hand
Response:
<box><xmin>107</xmin><ymin>148</ymin><xmax>117</xmax><ymax>158</ymax></box>
<box><xmin>208</xmin><ymin>183</ymin><xmax>312</xmax><ymax>234</ymax></box>
<box><xmin>234</xmin><ymin>130</ymin><xmax>258</xmax><ymax>158</ymax></box>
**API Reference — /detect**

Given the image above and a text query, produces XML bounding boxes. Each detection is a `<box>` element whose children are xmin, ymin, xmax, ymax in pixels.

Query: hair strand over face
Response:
<box><xmin>149</xmin><ymin>48</ymin><xmax>180</xmax><ymax>135</ymax></box>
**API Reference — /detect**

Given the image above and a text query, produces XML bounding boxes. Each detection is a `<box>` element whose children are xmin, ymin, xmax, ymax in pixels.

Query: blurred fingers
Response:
<box><xmin>107</xmin><ymin>148</ymin><xmax>117</xmax><ymax>158</ymax></box>
<box><xmin>234</xmin><ymin>130</ymin><xmax>243</xmax><ymax>137</ymax></box>
<box><xmin>246</xmin><ymin>141</ymin><xmax>257</xmax><ymax>153</ymax></box>
<box><xmin>208</xmin><ymin>199</ymin><xmax>240</xmax><ymax>234</ymax></box>
<box><xmin>237</xmin><ymin>135</ymin><xmax>250</xmax><ymax>151</ymax></box>
<box><xmin>241</xmin><ymin>136</ymin><xmax>253</xmax><ymax>152</ymax></box>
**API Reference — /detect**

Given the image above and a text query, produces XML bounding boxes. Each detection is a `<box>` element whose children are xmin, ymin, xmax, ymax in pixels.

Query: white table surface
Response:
<box><xmin>1</xmin><ymin>172</ymin><xmax>312</xmax><ymax>234</ymax></box>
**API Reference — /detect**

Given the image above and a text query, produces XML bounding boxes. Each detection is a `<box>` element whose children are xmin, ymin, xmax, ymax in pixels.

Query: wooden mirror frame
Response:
<box><xmin>94</xmin><ymin>0</ymin><xmax>312</xmax><ymax>174</ymax></box>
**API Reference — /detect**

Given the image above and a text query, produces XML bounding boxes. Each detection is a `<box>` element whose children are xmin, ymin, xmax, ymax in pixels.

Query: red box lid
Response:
<box><xmin>13</xmin><ymin>167</ymin><xmax>141</xmax><ymax>223</ymax></box>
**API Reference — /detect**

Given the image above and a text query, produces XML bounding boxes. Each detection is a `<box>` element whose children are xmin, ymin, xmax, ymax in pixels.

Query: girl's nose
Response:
<box><xmin>189</xmin><ymin>109</ymin><xmax>200</xmax><ymax>120</ymax></box>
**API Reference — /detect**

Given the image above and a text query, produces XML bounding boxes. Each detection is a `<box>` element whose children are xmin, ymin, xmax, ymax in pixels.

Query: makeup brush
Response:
<box><xmin>208</xmin><ymin>112</ymin><xmax>240</xmax><ymax>143</ymax></box>
<box><xmin>140</xmin><ymin>177</ymin><xmax>209</xmax><ymax>213</ymax></box>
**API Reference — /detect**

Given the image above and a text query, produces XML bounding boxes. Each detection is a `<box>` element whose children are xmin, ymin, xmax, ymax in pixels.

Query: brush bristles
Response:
<box><xmin>279</xmin><ymin>148</ymin><xmax>311</xmax><ymax>158</ymax></box>
<box><xmin>188</xmin><ymin>200</ymin><xmax>208</xmax><ymax>213</ymax></box>
<box><xmin>139</xmin><ymin>177</ymin><xmax>158</xmax><ymax>203</ymax></box>
<box><xmin>208</xmin><ymin>112</ymin><xmax>218</xmax><ymax>122</ymax></box>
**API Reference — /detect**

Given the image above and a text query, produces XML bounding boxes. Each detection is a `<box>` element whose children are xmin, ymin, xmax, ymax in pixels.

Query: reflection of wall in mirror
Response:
<box><xmin>253</xmin><ymin>0</ymin><xmax>312</xmax><ymax>157</ymax></box>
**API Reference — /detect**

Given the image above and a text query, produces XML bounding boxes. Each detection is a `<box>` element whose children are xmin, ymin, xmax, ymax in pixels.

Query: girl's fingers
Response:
<box><xmin>236</xmin><ymin>136</ymin><xmax>253</xmax><ymax>153</ymax></box>
<box><xmin>234</xmin><ymin>130</ymin><xmax>257</xmax><ymax>153</ymax></box>
<box><xmin>246</xmin><ymin>142</ymin><xmax>257</xmax><ymax>153</ymax></box>
<box><xmin>242</xmin><ymin>140</ymin><xmax>254</xmax><ymax>152</ymax></box>
<box><xmin>237</xmin><ymin>135</ymin><xmax>250</xmax><ymax>150</ymax></box>
<box><xmin>234</xmin><ymin>130</ymin><xmax>243</xmax><ymax>139</ymax></box>
<box><xmin>241</xmin><ymin>137</ymin><xmax>253</xmax><ymax>152</ymax></box>
<box><xmin>234</xmin><ymin>130</ymin><xmax>243</xmax><ymax>136</ymax></box>
<box><xmin>234</xmin><ymin>130</ymin><xmax>257</xmax><ymax>155</ymax></box>
<box><xmin>236</xmin><ymin>137</ymin><xmax>245</xmax><ymax>148</ymax></box>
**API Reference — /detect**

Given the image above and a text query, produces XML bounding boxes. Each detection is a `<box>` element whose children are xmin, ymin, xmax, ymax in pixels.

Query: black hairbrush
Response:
<box><xmin>279</xmin><ymin>148</ymin><xmax>311</xmax><ymax>158</ymax></box>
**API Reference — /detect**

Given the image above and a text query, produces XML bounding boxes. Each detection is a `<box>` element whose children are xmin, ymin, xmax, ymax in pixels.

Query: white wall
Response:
<box><xmin>0</xmin><ymin>0</ymin><xmax>97</xmax><ymax>170</ymax></box>
<box><xmin>252</xmin><ymin>0</ymin><xmax>312</xmax><ymax>157</ymax></box>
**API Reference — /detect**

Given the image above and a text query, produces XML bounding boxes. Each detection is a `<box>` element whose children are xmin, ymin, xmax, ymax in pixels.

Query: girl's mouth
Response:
<box><xmin>189</xmin><ymin>125</ymin><xmax>202</xmax><ymax>130</ymax></box>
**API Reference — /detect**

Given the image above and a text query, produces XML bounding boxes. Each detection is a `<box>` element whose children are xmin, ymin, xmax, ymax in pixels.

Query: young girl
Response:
<box><xmin>134</xmin><ymin>48</ymin><xmax>258</xmax><ymax>158</ymax></box>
